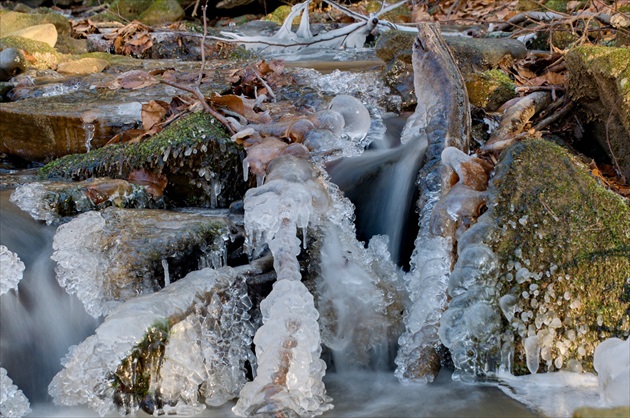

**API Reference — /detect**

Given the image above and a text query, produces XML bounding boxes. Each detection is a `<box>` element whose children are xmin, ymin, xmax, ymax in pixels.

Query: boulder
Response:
<box><xmin>440</xmin><ymin>139</ymin><xmax>630</xmax><ymax>380</ymax></box>
<box><xmin>0</xmin><ymin>11</ymin><xmax>71</xmax><ymax>37</ymax></box>
<box><xmin>0</xmin><ymin>47</ymin><xmax>26</xmax><ymax>81</ymax></box>
<box><xmin>566</xmin><ymin>45</ymin><xmax>630</xmax><ymax>180</ymax></box>
<box><xmin>3</xmin><ymin>23</ymin><xmax>58</xmax><ymax>47</ymax></box>
<box><xmin>0</xmin><ymin>36</ymin><xmax>58</xmax><ymax>69</ymax></box>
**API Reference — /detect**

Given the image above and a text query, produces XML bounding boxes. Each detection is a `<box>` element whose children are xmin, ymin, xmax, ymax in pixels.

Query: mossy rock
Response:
<box><xmin>566</xmin><ymin>45</ymin><xmax>630</xmax><ymax>180</ymax></box>
<box><xmin>0</xmin><ymin>35</ymin><xmax>59</xmax><ymax>69</ymax></box>
<box><xmin>573</xmin><ymin>406</ymin><xmax>630</xmax><ymax>418</ymax></box>
<box><xmin>263</xmin><ymin>5</ymin><xmax>299</xmax><ymax>26</ymax></box>
<box><xmin>488</xmin><ymin>140</ymin><xmax>630</xmax><ymax>375</ymax></box>
<box><xmin>39</xmin><ymin>112</ymin><xmax>247</xmax><ymax>208</ymax></box>
<box><xmin>466</xmin><ymin>69</ymin><xmax>516</xmax><ymax>111</ymax></box>
<box><xmin>98</xmin><ymin>0</ymin><xmax>184</xmax><ymax>25</ymax></box>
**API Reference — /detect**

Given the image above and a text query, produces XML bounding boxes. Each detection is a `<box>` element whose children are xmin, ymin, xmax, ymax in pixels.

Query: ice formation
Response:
<box><xmin>49</xmin><ymin>267</ymin><xmax>254</xmax><ymax>416</ymax></box>
<box><xmin>594</xmin><ymin>338</ymin><xmax>630</xmax><ymax>407</ymax></box>
<box><xmin>0</xmin><ymin>245</ymin><xmax>25</xmax><ymax>295</ymax></box>
<box><xmin>328</xmin><ymin>95</ymin><xmax>371</xmax><ymax>142</ymax></box>
<box><xmin>234</xmin><ymin>155</ymin><xmax>333</xmax><ymax>417</ymax></box>
<box><xmin>51</xmin><ymin>208</ymin><xmax>232</xmax><ymax>317</ymax></box>
<box><xmin>0</xmin><ymin>368</ymin><xmax>31</xmax><ymax>418</ymax></box>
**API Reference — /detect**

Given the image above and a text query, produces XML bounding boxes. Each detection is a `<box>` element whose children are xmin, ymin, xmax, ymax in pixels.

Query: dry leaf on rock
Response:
<box><xmin>142</xmin><ymin>100</ymin><xmax>169</xmax><ymax>131</ymax></box>
<box><xmin>116</xmin><ymin>70</ymin><xmax>159</xmax><ymax>90</ymax></box>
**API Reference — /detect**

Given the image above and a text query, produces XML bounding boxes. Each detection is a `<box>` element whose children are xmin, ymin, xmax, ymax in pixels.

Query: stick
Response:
<box><xmin>197</xmin><ymin>4</ymin><xmax>208</xmax><ymax>87</ymax></box>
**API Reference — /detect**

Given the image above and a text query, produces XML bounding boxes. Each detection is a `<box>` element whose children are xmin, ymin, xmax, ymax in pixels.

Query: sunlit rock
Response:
<box><xmin>0</xmin><ymin>368</ymin><xmax>30</xmax><ymax>418</ymax></box>
<box><xmin>49</xmin><ymin>267</ymin><xmax>254</xmax><ymax>416</ymax></box>
<box><xmin>0</xmin><ymin>245</ymin><xmax>24</xmax><ymax>295</ymax></box>
<box><xmin>440</xmin><ymin>140</ymin><xmax>630</xmax><ymax>381</ymax></box>
<box><xmin>51</xmin><ymin>207</ymin><xmax>236</xmax><ymax>317</ymax></box>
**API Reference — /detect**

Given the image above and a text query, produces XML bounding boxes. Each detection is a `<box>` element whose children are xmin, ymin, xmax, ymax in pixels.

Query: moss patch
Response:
<box><xmin>489</xmin><ymin>139</ymin><xmax>630</xmax><ymax>374</ymax></box>
<box><xmin>39</xmin><ymin>112</ymin><xmax>247</xmax><ymax>208</ymax></box>
<box><xmin>466</xmin><ymin>69</ymin><xmax>515</xmax><ymax>111</ymax></box>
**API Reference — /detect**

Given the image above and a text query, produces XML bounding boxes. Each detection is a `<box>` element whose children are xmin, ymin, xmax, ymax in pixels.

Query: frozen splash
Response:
<box><xmin>0</xmin><ymin>368</ymin><xmax>31</xmax><ymax>418</ymax></box>
<box><xmin>0</xmin><ymin>245</ymin><xmax>25</xmax><ymax>295</ymax></box>
<box><xmin>234</xmin><ymin>156</ymin><xmax>332</xmax><ymax>417</ymax></box>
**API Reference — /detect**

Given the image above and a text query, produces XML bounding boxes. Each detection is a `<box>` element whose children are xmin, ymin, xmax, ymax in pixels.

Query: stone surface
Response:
<box><xmin>3</xmin><ymin>23</ymin><xmax>58</xmax><ymax>47</ymax></box>
<box><xmin>466</xmin><ymin>69</ymin><xmax>516</xmax><ymax>111</ymax></box>
<box><xmin>441</xmin><ymin>139</ymin><xmax>630</xmax><ymax>380</ymax></box>
<box><xmin>97</xmin><ymin>0</ymin><xmax>184</xmax><ymax>25</ymax></box>
<box><xmin>0</xmin><ymin>11</ymin><xmax>71</xmax><ymax>38</ymax></box>
<box><xmin>56</xmin><ymin>58</ymin><xmax>110</xmax><ymax>75</ymax></box>
<box><xmin>566</xmin><ymin>45</ymin><xmax>630</xmax><ymax>180</ymax></box>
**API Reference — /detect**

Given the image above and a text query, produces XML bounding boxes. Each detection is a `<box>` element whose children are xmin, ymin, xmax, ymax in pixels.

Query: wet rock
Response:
<box><xmin>465</xmin><ymin>69</ymin><xmax>516</xmax><ymax>111</ymax></box>
<box><xmin>51</xmin><ymin>207</ymin><xmax>238</xmax><ymax>317</ymax></box>
<box><xmin>3</xmin><ymin>23</ymin><xmax>58</xmax><ymax>48</ymax></box>
<box><xmin>10</xmin><ymin>177</ymin><xmax>163</xmax><ymax>224</ymax></box>
<box><xmin>440</xmin><ymin>140</ymin><xmax>630</xmax><ymax>380</ymax></box>
<box><xmin>39</xmin><ymin>112</ymin><xmax>247</xmax><ymax>208</ymax></box>
<box><xmin>566</xmin><ymin>45</ymin><xmax>630</xmax><ymax>180</ymax></box>
<box><xmin>56</xmin><ymin>58</ymin><xmax>110</xmax><ymax>75</ymax></box>
<box><xmin>0</xmin><ymin>47</ymin><xmax>26</xmax><ymax>81</ymax></box>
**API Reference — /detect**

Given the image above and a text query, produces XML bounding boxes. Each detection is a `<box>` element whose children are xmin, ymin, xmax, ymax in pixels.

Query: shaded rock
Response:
<box><xmin>39</xmin><ymin>112</ymin><xmax>247</xmax><ymax>208</ymax></box>
<box><xmin>440</xmin><ymin>139</ymin><xmax>630</xmax><ymax>380</ymax></box>
<box><xmin>0</xmin><ymin>11</ymin><xmax>71</xmax><ymax>38</ymax></box>
<box><xmin>466</xmin><ymin>69</ymin><xmax>516</xmax><ymax>111</ymax></box>
<box><xmin>566</xmin><ymin>45</ymin><xmax>630</xmax><ymax>180</ymax></box>
<box><xmin>56</xmin><ymin>57</ymin><xmax>109</xmax><ymax>75</ymax></box>
<box><xmin>0</xmin><ymin>47</ymin><xmax>26</xmax><ymax>81</ymax></box>
<box><xmin>3</xmin><ymin>23</ymin><xmax>58</xmax><ymax>48</ymax></box>
<box><xmin>51</xmin><ymin>207</ymin><xmax>238</xmax><ymax>318</ymax></box>
<box><xmin>10</xmin><ymin>177</ymin><xmax>163</xmax><ymax>224</ymax></box>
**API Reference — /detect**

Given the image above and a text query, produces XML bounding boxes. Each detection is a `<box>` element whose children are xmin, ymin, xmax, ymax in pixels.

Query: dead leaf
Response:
<box><xmin>142</xmin><ymin>100</ymin><xmax>169</xmax><ymax>131</ymax></box>
<box><xmin>128</xmin><ymin>169</ymin><xmax>168</xmax><ymax>199</ymax></box>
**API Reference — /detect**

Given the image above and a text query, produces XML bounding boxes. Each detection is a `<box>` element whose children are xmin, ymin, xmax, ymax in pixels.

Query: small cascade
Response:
<box><xmin>82</xmin><ymin>122</ymin><xmax>95</xmax><ymax>153</ymax></box>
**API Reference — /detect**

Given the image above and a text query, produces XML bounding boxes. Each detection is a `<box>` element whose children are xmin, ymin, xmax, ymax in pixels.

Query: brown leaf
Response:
<box><xmin>128</xmin><ymin>169</ymin><xmax>168</xmax><ymax>199</ymax></box>
<box><xmin>116</xmin><ymin>70</ymin><xmax>158</xmax><ymax>90</ymax></box>
<box><xmin>142</xmin><ymin>100</ymin><xmax>169</xmax><ymax>131</ymax></box>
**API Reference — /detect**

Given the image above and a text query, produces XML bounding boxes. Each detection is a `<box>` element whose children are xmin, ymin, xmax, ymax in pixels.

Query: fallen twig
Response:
<box><xmin>197</xmin><ymin>4</ymin><xmax>208</xmax><ymax>87</ymax></box>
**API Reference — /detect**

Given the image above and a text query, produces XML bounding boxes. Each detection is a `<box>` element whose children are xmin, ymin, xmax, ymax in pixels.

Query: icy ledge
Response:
<box><xmin>0</xmin><ymin>368</ymin><xmax>31</xmax><ymax>418</ymax></box>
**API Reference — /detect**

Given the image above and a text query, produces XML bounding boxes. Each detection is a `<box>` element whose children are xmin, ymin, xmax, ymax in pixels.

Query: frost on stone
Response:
<box><xmin>0</xmin><ymin>368</ymin><xmax>31</xmax><ymax>418</ymax></box>
<box><xmin>51</xmin><ymin>208</ymin><xmax>233</xmax><ymax>317</ymax></box>
<box><xmin>49</xmin><ymin>267</ymin><xmax>254</xmax><ymax>416</ymax></box>
<box><xmin>0</xmin><ymin>245</ymin><xmax>25</xmax><ymax>295</ymax></box>
<box><xmin>10</xmin><ymin>179</ymin><xmax>159</xmax><ymax>225</ymax></box>
<box><xmin>594</xmin><ymin>338</ymin><xmax>630</xmax><ymax>407</ymax></box>
<box><xmin>234</xmin><ymin>156</ymin><xmax>333</xmax><ymax>417</ymax></box>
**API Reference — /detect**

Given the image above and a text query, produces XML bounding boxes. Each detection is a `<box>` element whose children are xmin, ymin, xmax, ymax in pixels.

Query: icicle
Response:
<box><xmin>162</xmin><ymin>258</ymin><xmax>170</xmax><ymax>287</ymax></box>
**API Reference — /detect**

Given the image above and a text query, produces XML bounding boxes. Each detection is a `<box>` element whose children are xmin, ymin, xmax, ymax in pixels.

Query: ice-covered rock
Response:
<box><xmin>328</xmin><ymin>95</ymin><xmax>371</xmax><ymax>142</ymax></box>
<box><xmin>51</xmin><ymin>207</ymin><xmax>234</xmax><ymax>317</ymax></box>
<box><xmin>0</xmin><ymin>245</ymin><xmax>24</xmax><ymax>295</ymax></box>
<box><xmin>0</xmin><ymin>368</ymin><xmax>31</xmax><ymax>418</ymax></box>
<box><xmin>10</xmin><ymin>178</ymin><xmax>161</xmax><ymax>224</ymax></box>
<box><xmin>594</xmin><ymin>338</ymin><xmax>630</xmax><ymax>407</ymax></box>
<box><xmin>49</xmin><ymin>267</ymin><xmax>254</xmax><ymax>416</ymax></box>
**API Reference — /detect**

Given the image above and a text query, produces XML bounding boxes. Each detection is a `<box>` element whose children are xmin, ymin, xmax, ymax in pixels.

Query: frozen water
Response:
<box><xmin>328</xmin><ymin>95</ymin><xmax>371</xmax><ymax>142</ymax></box>
<box><xmin>0</xmin><ymin>368</ymin><xmax>31</xmax><ymax>418</ymax></box>
<box><xmin>10</xmin><ymin>183</ymin><xmax>57</xmax><ymax>224</ymax></box>
<box><xmin>49</xmin><ymin>267</ymin><xmax>253</xmax><ymax>416</ymax></box>
<box><xmin>0</xmin><ymin>245</ymin><xmax>24</xmax><ymax>295</ymax></box>
<box><xmin>235</xmin><ymin>156</ymin><xmax>332</xmax><ymax>416</ymax></box>
<box><xmin>593</xmin><ymin>338</ymin><xmax>630</xmax><ymax>407</ymax></box>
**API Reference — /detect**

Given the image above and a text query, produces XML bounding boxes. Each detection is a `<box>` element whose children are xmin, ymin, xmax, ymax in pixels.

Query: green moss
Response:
<box><xmin>567</xmin><ymin>45</ymin><xmax>630</xmax><ymax>95</ymax></box>
<box><xmin>111</xmin><ymin>319</ymin><xmax>170</xmax><ymax>412</ymax></box>
<box><xmin>263</xmin><ymin>5</ymin><xmax>299</xmax><ymax>25</ymax></box>
<box><xmin>465</xmin><ymin>69</ymin><xmax>515</xmax><ymax>111</ymax></box>
<box><xmin>39</xmin><ymin>112</ymin><xmax>247</xmax><ymax>207</ymax></box>
<box><xmin>374</xmin><ymin>30</ymin><xmax>416</xmax><ymax>63</ymax></box>
<box><xmin>489</xmin><ymin>140</ymin><xmax>630</xmax><ymax>374</ymax></box>
<box><xmin>0</xmin><ymin>35</ymin><xmax>57</xmax><ymax>55</ymax></box>
<box><xmin>97</xmin><ymin>0</ymin><xmax>183</xmax><ymax>25</ymax></box>
<box><xmin>545</xmin><ymin>0</ymin><xmax>568</xmax><ymax>12</ymax></box>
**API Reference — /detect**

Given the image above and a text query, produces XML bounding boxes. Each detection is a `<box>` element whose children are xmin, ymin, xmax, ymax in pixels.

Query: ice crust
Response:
<box><xmin>48</xmin><ymin>267</ymin><xmax>254</xmax><ymax>416</ymax></box>
<box><xmin>0</xmin><ymin>368</ymin><xmax>31</xmax><ymax>418</ymax></box>
<box><xmin>594</xmin><ymin>338</ymin><xmax>630</xmax><ymax>407</ymax></box>
<box><xmin>0</xmin><ymin>245</ymin><xmax>25</xmax><ymax>295</ymax></box>
<box><xmin>234</xmin><ymin>156</ymin><xmax>333</xmax><ymax>417</ymax></box>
